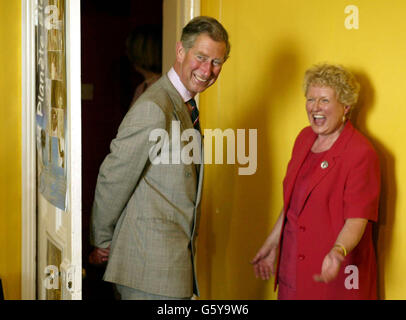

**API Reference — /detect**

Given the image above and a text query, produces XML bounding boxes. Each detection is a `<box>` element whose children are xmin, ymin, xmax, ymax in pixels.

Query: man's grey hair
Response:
<box><xmin>181</xmin><ymin>16</ymin><xmax>230</xmax><ymax>61</ymax></box>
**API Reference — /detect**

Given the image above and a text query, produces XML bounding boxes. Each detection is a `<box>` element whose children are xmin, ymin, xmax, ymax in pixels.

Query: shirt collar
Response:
<box><xmin>167</xmin><ymin>67</ymin><xmax>194</xmax><ymax>103</ymax></box>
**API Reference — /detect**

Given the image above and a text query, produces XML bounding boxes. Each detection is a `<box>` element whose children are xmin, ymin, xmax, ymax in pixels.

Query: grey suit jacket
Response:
<box><xmin>91</xmin><ymin>74</ymin><xmax>204</xmax><ymax>298</ymax></box>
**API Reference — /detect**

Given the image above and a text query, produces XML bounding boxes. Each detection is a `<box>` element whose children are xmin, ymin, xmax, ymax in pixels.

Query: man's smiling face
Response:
<box><xmin>175</xmin><ymin>33</ymin><xmax>227</xmax><ymax>95</ymax></box>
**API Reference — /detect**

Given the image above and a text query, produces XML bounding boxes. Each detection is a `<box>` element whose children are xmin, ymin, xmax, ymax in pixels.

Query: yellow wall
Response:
<box><xmin>0</xmin><ymin>0</ymin><xmax>22</xmax><ymax>300</ymax></box>
<box><xmin>198</xmin><ymin>0</ymin><xmax>406</xmax><ymax>299</ymax></box>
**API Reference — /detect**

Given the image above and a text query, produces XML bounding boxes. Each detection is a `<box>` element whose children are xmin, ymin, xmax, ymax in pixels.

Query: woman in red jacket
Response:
<box><xmin>252</xmin><ymin>64</ymin><xmax>380</xmax><ymax>299</ymax></box>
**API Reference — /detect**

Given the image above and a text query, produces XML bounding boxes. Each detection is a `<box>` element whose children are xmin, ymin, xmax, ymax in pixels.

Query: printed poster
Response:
<box><xmin>35</xmin><ymin>0</ymin><xmax>67</xmax><ymax>210</ymax></box>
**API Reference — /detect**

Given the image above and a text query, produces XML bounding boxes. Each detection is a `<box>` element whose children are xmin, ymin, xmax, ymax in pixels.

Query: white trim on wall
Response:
<box><xmin>163</xmin><ymin>0</ymin><xmax>201</xmax><ymax>108</ymax></box>
<box><xmin>65</xmin><ymin>0</ymin><xmax>82</xmax><ymax>300</ymax></box>
<box><xmin>184</xmin><ymin>0</ymin><xmax>200</xmax><ymax>106</ymax></box>
<box><xmin>182</xmin><ymin>0</ymin><xmax>201</xmax><ymax>23</ymax></box>
<box><xmin>21</xmin><ymin>0</ymin><xmax>37</xmax><ymax>300</ymax></box>
<box><xmin>162</xmin><ymin>0</ymin><xmax>201</xmax><ymax>74</ymax></box>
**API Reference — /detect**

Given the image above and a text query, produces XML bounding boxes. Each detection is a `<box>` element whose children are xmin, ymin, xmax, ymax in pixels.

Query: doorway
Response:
<box><xmin>80</xmin><ymin>0</ymin><xmax>163</xmax><ymax>299</ymax></box>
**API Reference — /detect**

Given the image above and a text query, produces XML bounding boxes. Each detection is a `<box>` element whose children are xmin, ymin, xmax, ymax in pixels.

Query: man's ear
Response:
<box><xmin>175</xmin><ymin>41</ymin><xmax>185</xmax><ymax>63</ymax></box>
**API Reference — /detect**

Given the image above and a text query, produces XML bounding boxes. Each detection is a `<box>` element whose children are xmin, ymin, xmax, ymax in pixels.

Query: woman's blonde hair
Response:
<box><xmin>303</xmin><ymin>63</ymin><xmax>360</xmax><ymax>107</ymax></box>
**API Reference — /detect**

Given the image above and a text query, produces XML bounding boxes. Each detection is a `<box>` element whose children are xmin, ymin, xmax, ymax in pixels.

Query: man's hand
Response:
<box><xmin>89</xmin><ymin>247</ymin><xmax>110</xmax><ymax>265</ymax></box>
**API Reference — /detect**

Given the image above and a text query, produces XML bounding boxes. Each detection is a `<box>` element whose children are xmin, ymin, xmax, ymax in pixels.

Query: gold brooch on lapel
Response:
<box><xmin>321</xmin><ymin>161</ymin><xmax>329</xmax><ymax>169</ymax></box>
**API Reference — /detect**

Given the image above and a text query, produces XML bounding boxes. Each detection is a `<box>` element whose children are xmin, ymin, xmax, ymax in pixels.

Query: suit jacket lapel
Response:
<box><xmin>195</xmin><ymin>147</ymin><xmax>204</xmax><ymax>207</ymax></box>
<box><xmin>162</xmin><ymin>75</ymin><xmax>204</xmax><ymax>207</ymax></box>
<box><xmin>162</xmin><ymin>75</ymin><xmax>194</xmax><ymax>131</ymax></box>
<box><xmin>295</xmin><ymin>153</ymin><xmax>337</xmax><ymax>215</ymax></box>
<box><xmin>294</xmin><ymin>121</ymin><xmax>355</xmax><ymax>216</ymax></box>
<box><xmin>284</xmin><ymin>130</ymin><xmax>316</xmax><ymax>207</ymax></box>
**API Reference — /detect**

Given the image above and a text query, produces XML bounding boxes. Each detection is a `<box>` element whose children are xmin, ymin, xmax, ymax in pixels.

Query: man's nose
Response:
<box><xmin>200</xmin><ymin>61</ymin><xmax>212</xmax><ymax>76</ymax></box>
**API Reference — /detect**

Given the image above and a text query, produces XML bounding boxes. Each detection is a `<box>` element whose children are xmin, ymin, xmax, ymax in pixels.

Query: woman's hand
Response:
<box><xmin>313</xmin><ymin>247</ymin><xmax>345</xmax><ymax>283</ymax></box>
<box><xmin>314</xmin><ymin>218</ymin><xmax>368</xmax><ymax>283</ymax></box>
<box><xmin>251</xmin><ymin>243</ymin><xmax>278</xmax><ymax>280</ymax></box>
<box><xmin>251</xmin><ymin>208</ymin><xmax>285</xmax><ymax>281</ymax></box>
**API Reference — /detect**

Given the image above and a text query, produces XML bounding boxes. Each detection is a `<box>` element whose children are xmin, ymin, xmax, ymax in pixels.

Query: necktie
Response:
<box><xmin>187</xmin><ymin>98</ymin><xmax>202</xmax><ymax>177</ymax></box>
<box><xmin>187</xmin><ymin>98</ymin><xmax>201</xmax><ymax>132</ymax></box>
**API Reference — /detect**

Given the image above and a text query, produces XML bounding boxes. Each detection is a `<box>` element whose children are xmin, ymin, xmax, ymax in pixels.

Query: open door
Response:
<box><xmin>22</xmin><ymin>0</ymin><xmax>197</xmax><ymax>300</ymax></box>
<box><xmin>22</xmin><ymin>0</ymin><xmax>81</xmax><ymax>300</ymax></box>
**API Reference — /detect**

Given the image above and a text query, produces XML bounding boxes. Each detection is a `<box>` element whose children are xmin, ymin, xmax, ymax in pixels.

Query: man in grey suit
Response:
<box><xmin>89</xmin><ymin>16</ymin><xmax>230</xmax><ymax>300</ymax></box>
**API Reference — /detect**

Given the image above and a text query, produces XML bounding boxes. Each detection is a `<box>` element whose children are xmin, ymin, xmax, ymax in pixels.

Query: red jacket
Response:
<box><xmin>276</xmin><ymin>121</ymin><xmax>380</xmax><ymax>299</ymax></box>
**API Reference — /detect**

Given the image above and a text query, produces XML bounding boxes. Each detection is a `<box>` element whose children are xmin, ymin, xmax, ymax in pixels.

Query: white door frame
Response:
<box><xmin>21</xmin><ymin>0</ymin><xmax>199</xmax><ymax>300</ymax></box>
<box><xmin>21</xmin><ymin>0</ymin><xmax>37</xmax><ymax>301</ymax></box>
<box><xmin>21</xmin><ymin>0</ymin><xmax>82</xmax><ymax>300</ymax></box>
<box><xmin>65</xmin><ymin>0</ymin><xmax>83</xmax><ymax>300</ymax></box>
